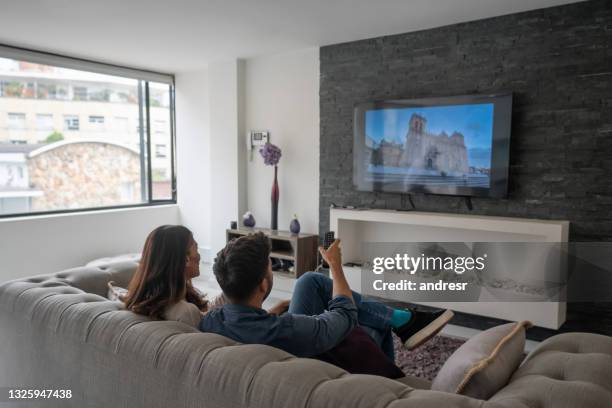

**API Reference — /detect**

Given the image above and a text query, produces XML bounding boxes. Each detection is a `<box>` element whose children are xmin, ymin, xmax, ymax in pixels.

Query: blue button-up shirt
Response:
<box><xmin>199</xmin><ymin>295</ymin><xmax>358</xmax><ymax>358</ymax></box>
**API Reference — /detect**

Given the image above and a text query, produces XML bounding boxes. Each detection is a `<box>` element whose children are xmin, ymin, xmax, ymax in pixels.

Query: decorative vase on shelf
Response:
<box><xmin>259</xmin><ymin>142</ymin><xmax>282</xmax><ymax>231</ymax></box>
<box><xmin>242</xmin><ymin>211</ymin><xmax>256</xmax><ymax>228</ymax></box>
<box><xmin>271</xmin><ymin>166</ymin><xmax>279</xmax><ymax>230</ymax></box>
<box><xmin>290</xmin><ymin>214</ymin><xmax>301</xmax><ymax>234</ymax></box>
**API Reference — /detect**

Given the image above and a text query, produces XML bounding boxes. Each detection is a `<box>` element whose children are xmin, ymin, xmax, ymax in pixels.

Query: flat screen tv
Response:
<box><xmin>353</xmin><ymin>93</ymin><xmax>512</xmax><ymax>198</ymax></box>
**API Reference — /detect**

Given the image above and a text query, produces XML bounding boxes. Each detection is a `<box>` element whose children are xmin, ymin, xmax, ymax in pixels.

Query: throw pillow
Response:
<box><xmin>431</xmin><ymin>320</ymin><xmax>532</xmax><ymax>399</ymax></box>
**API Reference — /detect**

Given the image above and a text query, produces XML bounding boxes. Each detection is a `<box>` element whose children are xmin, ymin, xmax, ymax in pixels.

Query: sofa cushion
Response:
<box><xmin>431</xmin><ymin>321</ymin><xmax>531</xmax><ymax>399</ymax></box>
<box><xmin>87</xmin><ymin>254</ymin><xmax>141</xmax><ymax>289</ymax></box>
<box><xmin>4</xmin><ymin>266</ymin><xmax>612</xmax><ymax>408</ymax></box>
<box><xmin>86</xmin><ymin>253</ymin><xmax>141</xmax><ymax>268</ymax></box>
<box><xmin>490</xmin><ymin>332</ymin><xmax>612</xmax><ymax>408</ymax></box>
<box><xmin>394</xmin><ymin>374</ymin><xmax>432</xmax><ymax>390</ymax></box>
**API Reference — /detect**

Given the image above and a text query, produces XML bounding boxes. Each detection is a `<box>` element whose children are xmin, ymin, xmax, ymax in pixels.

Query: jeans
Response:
<box><xmin>288</xmin><ymin>271</ymin><xmax>395</xmax><ymax>360</ymax></box>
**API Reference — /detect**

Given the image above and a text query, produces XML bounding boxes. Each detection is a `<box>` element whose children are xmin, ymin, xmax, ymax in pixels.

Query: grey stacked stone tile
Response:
<box><xmin>319</xmin><ymin>0</ymin><xmax>612</xmax><ymax>242</ymax></box>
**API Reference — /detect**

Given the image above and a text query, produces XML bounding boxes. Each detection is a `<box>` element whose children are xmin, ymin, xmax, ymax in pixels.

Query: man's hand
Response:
<box><xmin>318</xmin><ymin>239</ymin><xmax>342</xmax><ymax>269</ymax></box>
<box><xmin>268</xmin><ymin>299</ymin><xmax>290</xmax><ymax>316</ymax></box>
<box><xmin>319</xmin><ymin>239</ymin><xmax>353</xmax><ymax>302</ymax></box>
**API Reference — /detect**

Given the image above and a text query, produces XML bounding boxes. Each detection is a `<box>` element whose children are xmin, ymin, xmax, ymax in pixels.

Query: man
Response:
<box><xmin>200</xmin><ymin>232</ymin><xmax>453</xmax><ymax>360</ymax></box>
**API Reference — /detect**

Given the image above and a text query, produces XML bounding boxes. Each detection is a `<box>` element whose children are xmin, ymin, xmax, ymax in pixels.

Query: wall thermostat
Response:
<box><xmin>247</xmin><ymin>130</ymin><xmax>269</xmax><ymax>150</ymax></box>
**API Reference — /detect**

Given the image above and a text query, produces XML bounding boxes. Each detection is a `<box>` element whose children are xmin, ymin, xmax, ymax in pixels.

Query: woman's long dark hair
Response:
<box><xmin>124</xmin><ymin>225</ymin><xmax>207</xmax><ymax>318</ymax></box>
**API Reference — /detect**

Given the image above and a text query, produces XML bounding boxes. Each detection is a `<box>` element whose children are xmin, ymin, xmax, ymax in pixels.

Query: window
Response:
<box><xmin>36</xmin><ymin>114</ymin><xmax>54</xmax><ymax>130</ymax></box>
<box><xmin>155</xmin><ymin>144</ymin><xmax>167</xmax><ymax>158</ymax></box>
<box><xmin>73</xmin><ymin>86</ymin><xmax>87</xmax><ymax>101</ymax></box>
<box><xmin>0</xmin><ymin>197</ymin><xmax>31</xmax><ymax>214</ymax></box>
<box><xmin>88</xmin><ymin>115</ymin><xmax>105</xmax><ymax>132</ymax></box>
<box><xmin>37</xmin><ymin>83</ymin><xmax>54</xmax><ymax>99</ymax></box>
<box><xmin>63</xmin><ymin>115</ymin><xmax>79</xmax><ymax>131</ymax></box>
<box><xmin>88</xmin><ymin>87</ymin><xmax>109</xmax><ymax>102</ymax></box>
<box><xmin>149</xmin><ymin>82</ymin><xmax>173</xmax><ymax>200</ymax></box>
<box><xmin>7</xmin><ymin>113</ymin><xmax>26</xmax><ymax>129</ymax></box>
<box><xmin>153</xmin><ymin>120</ymin><xmax>167</xmax><ymax>134</ymax></box>
<box><xmin>0</xmin><ymin>81</ymin><xmax>24</xmax><ymax>97</ymax></box>
<box><xmin>119</xmin><ymin>181</ymin><xmax>136</xmax><ymax>202</ymax></box>
<box><xmin>0</xmin><ymin>46</ymin><xmax>175</xmax><ymax>217</ymax></box>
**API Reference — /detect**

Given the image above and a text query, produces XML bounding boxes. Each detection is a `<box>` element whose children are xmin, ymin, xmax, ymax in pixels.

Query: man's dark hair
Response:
<box><xmin>213</xmin><ymin>232</ymin><xmax>271</xmax><ymax>301</ymax></box>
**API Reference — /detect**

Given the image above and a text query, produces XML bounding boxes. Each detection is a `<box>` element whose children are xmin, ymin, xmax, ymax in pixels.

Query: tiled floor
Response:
<box><xmin>194</xmin><ymin>262</ymin><xmax>540</xmax><ymax>352</ymax></box>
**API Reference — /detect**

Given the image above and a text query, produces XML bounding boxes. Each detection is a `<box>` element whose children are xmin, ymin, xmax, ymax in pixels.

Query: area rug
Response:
<box><xmin>393</xmin><ymin>334</ymin><xmax>466</xmax><ymax>381</ymax></box>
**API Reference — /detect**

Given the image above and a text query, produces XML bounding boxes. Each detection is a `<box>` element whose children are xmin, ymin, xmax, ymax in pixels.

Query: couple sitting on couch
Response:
<box><xmin>124</xmin><ymin>225</ymin><xmax>453</xmax><ymax>367</ymax></box>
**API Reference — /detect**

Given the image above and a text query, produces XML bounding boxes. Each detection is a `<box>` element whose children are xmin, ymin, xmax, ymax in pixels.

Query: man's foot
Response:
<box><xmin>393</xmin><ymin>309</ymin><xmax>454</xmax><ymax>350</ymax></box>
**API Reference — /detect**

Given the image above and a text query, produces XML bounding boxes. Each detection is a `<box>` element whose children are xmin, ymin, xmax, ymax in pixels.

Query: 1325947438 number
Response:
<box><xmin>7</xmin><ymin>389</ymin><xmax>72</xmax><ymax>399</ymax></box>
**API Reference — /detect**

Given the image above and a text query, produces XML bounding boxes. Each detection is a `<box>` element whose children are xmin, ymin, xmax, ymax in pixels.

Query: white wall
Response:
<box><xmin>0</xmin><ymin>69</ymin><xmax>212</xmax><ymax>282</ymax></box>
<box><xmin>0</xmin><ymin>205</ymin><xmax>180</xmax><ymax>282</ymax></box>
<box><xmin>208</xmin><ymin>60</ymin><xmax>248</xmax><ymax>255</ymax></box>
<box><xmin>0</xmin><ymin>49</ymin><xmax>321</xmax><ymax>281</ymax></box>
<box><xmin>244</xmin><ymin>48</ymin><xmax>320</xmax><ymax>234</ymax></box>
<box><xmin>175</xmin><ymin>69</ymin><xmax>212</xmax><ymax>259</ymax></box>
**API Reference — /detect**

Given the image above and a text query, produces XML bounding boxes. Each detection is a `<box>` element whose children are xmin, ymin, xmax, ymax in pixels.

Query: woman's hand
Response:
<box><xmin>268</xmin><ymin>299</ymin><xmax>290</xmax><ymax>315</ymax></box>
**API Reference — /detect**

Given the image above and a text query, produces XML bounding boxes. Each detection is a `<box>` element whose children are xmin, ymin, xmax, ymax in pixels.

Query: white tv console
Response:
<box><xmin>330</xmin><ymin>208</ymin><xmax>569</xmax><ymax>329</ymax></box>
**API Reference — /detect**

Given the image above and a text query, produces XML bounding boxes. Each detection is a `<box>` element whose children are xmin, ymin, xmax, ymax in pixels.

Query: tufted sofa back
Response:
<box><xmin>1</xmin><ymin>262</ymin><xmax>611</xmax><ymax>408</ymax></box>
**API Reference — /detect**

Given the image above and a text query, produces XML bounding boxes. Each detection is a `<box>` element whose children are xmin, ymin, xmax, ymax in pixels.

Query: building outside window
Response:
<box><xmin>0</xmin><ymin>81</ymin><xmax>22</xmax><ymax>97</ymax></box>
<box><xmin>155</xmin><ymin>143</ymin><xmax>167</xmax><ymax>158</ymax></box>
<box><xmin>88</xmin><ymin>87</ymin><xmax>109</xmax><ymax>102</ymax></box>
<box><xmin>7</xmin><ymin>113</ymin><xmax>26</xmax><ymax>129</ymax></box>
<box><xmin>36</xmin><ymin>114</ymin><xmax>54</xmax><ymax>131</ymax></box>
<box><xmin>63</xmin><ymin>115</ymin><xmax>80</xmax><ymax>131</ymax></box>
<box><xmin>73</xmin><ymin>86</ymin><xmax>87</xmax><ymax>101</ymax></box>
<box><xmin>114</xmin><ymin>116</ymin><xmax>129</xmax><ymax>131</ymax></box>
<box><xmin>88</xmin><ymin>115</ymin><xmax>105</xmax><ymax>131</ymax></box>
<box><xmin>0</xmin><ymin>47</ymin><xmax>176</xmax><ymax>216</ymax></box>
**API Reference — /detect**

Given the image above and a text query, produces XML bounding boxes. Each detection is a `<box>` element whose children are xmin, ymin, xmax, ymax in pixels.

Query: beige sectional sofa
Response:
<box><xmin>1</xmin><ymin>260</ymin><xmax>611</xmax><ymax>408</ymax></box>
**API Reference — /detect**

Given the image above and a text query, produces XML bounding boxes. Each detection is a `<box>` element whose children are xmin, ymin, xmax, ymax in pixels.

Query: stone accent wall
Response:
<box><xmin>28</xmin><ymin>142</ymin><xmax>141</xmax><ymax>211</ymax></box>
<box><xmin>319</xmin><ymin>0</ymin><xmax>612</xmax><ymax>242</ymax></box>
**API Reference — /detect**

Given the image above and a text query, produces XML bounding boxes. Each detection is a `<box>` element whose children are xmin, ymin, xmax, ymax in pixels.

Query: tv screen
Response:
<box><xmin>353</xmin><ymin>93</ymin><xmax>512</xmax><ymax>198</ymax></box>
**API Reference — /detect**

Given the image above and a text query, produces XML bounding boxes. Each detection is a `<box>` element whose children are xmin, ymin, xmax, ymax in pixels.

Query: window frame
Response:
<box><xmin>0</xmin><ymin>43</ymin><xmax>177</xmax><ymax>219</ymax></box>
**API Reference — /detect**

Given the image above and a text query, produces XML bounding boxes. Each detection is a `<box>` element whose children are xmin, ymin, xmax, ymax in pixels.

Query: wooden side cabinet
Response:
<box><xmin>226</xmin><ymin>228</ymin><xmax>318</xmax><ymax>278</ymax></box>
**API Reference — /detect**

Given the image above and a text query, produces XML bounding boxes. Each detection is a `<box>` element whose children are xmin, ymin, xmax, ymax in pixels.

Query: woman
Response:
<box><xmin>124</xmin><ymin>225</ymin><xmax>208</xmax><ymax>327</ymax></box>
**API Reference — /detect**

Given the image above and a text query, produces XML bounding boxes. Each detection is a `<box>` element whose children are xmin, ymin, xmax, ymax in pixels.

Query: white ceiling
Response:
<box><xmin>0</xmin><ymin>0</ymin><xmax>582</xmax><ymax>74</ymax></box>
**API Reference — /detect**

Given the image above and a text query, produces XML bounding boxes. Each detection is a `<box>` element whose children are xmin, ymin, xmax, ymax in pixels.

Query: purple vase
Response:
<box><xmin>243</xmin><ymin>212</ymin><xmax>256</xmax><ymax>228</ymax></box>
<box><xmin>290</xmin><ymin>216</ymin><xmax>300</xmax><ymax>234</ymax></box>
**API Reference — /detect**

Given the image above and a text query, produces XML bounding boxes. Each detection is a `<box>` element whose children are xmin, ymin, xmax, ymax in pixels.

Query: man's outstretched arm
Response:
<box><xmin>271</xmin><ymin>239</ymin><xmax>358</xmax><ymax>358</ymax></box>
<box><xmin>319</xmin><ymin>239</ymin><xmax>354</xmax><ymax>303</ymax></box>
<box><xmin>280</xmin><ymin>296</ymin><xmax>357</xmax><ymax>357</ymax></box>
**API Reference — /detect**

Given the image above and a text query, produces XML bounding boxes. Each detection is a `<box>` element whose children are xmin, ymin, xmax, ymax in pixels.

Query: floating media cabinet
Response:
<box><xmin>330</xmin><ymin>208</ymin><xmax>569</xmax><ymax>329</ymax></box>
